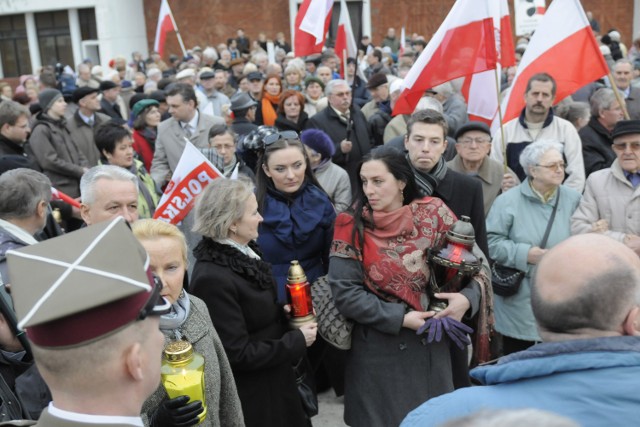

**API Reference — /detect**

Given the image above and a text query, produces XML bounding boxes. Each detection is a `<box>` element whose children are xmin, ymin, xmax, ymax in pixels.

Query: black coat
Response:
<box><xmin>579</xmin><ymin>116</ymin><xmax>616</xmax><ymax>178</ymax></box>
<box><xmin>308</xmin><ymin>105</ymin><xmax>372</xmax><ymax>189</ymax></box>
<box><xmin>99</xmin><ymin>98</ymin><xmax>123</xmax><ymax>120</ymax></box>
<box><xmin>274</xmin><ymin>112</ymin><xmax>310</xmax><ymax>133</ymax></box>
<box><xmin>190</xmin><ymin>238</ymin><xmax>308</xmax><ymax>427</ymax></box>
<box><xmin>433</xmin><ymin>169</ymin><xmax>489</xmax><ymax>259</ymax></box>
<box><xmin>231</xmin><ymin>117</ymin><xmax>258</xmax><ymax>140</ymax></box>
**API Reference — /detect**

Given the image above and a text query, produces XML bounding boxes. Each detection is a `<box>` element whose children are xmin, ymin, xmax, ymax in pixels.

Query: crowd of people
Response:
<box><xmin>0</xmin><ymin>13</ymin><xmax>639</xmax><ymax>427</ymax></box>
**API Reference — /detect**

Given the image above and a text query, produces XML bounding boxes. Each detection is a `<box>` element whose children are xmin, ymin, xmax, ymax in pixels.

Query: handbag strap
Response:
<box><xmin>539</xmin><ymin>189</ymin><xmax>561</xmax><ymax>249</ymax></box>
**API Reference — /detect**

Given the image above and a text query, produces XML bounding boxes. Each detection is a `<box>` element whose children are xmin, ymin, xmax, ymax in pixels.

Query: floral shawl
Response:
<box><xmin>331</xmin><ymin>197</ymin><xmax>456</xmax><ymax>310</ymax></box>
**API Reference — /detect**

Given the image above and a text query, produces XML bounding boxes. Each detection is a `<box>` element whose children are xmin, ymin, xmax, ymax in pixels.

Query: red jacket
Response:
<box><xmin>132</xmin><ymin>129</ymin><xmax>154</xmax><ymax>172</ymax></box>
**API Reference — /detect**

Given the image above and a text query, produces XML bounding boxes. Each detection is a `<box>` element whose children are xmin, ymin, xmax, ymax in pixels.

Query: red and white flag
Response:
<box><xmin>51</xmin><ymin>187</ymin><xmax>81</xmax><ymax>209</ymax></box>
<box><xmin>400</xmin><ymin>27</ymin><xmax>406</xmax><ymax>57</ymax></box>
<box><xmin>153</xmin><ymin>141</ymin><xmax>224</xmax><ymax>225</ymax></box>
<box><xmin>294</xmin><ymin>0</ymin><xmax>333</xmax><ymax>57</ymax></box>
<box><xmin>495</xmin><ymin>0</ymin><xmax>608</xmax><ymax>129</ymax></box>
<box><xmin>334</xmin><ymin>0</ymin><xmax>358</xmax><ymax>77</ymax></box>
<box><xmin>393</xmin><ymin>0</ymin><xmax>498</xmax><ymax>116</ymax></box>
<box><xmin>460</xmin><ymin>0</ymin><xmax>516</xmax><ymax>125</ymax></box>
<box><xmin>154</xmin><ymin>0</ymin><xmax>176</xmax><ymax>56</ymax></box>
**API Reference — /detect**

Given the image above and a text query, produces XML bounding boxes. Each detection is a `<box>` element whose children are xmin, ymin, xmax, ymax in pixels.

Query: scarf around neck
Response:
<box><xmin>408</xmin><ymin>155</ymin><xmax>448</xmax><ymax>196</ymax></box>
<box><xmin>261</xmin><ymin>92</ymin><xmax>279</xmax><ymax>126</ymax></box>
<box><xmin>141</xmin><ymin>127</ymin><xmax>157</xmax><ymax>150</ymax></box>
<box><xmin>160</xmin><ymin>290</ymin><xmax>191</xmax><ymax>340</ymax></box>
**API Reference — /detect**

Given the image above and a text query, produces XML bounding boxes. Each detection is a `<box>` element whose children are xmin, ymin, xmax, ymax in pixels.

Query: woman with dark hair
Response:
<box><xmin>275</xmin><ymin>90</ymin><xmax>309</xmax><ymax>132</ymax></box>
<box><xmin>131</xmin><ymin>99</ymin><xmax>162</xmax><ymax>172</ymax></box>
<box><xmin>254</xmin><ymin>131</ymin><xmax>335</xmax><ymax>301</ymax></box>
<box><xmin>329</xmin><ymin>145</ymin><xmax>487</xmax><ymax>426</ymax></box>
<box><xmin>254</xmin><ymin>74</ymin><xmax>282</xmax><ymax>127</ymax></box>
<box><xmin>95</xmin><ymin>121</ymin><xmax>160</xmax><ymax>218</ymax></box>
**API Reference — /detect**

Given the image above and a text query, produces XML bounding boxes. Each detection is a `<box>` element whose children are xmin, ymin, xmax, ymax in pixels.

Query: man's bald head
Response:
<box><xmin>532</xmin><ymin>234</ymin><xmax>640</xmax><ymax>338</ymax></box>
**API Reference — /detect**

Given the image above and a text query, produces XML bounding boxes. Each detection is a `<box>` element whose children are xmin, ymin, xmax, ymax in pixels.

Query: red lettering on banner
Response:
<box><xmin>153</xmin><ymin>163</ymin><xmax>221</xmax><ymax>224</ymax></box>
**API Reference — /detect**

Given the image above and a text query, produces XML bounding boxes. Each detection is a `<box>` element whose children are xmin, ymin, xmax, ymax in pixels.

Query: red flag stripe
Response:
<box><xmin>394</xmin><ymin>17</ymin><xmax>496</xmax><ymax>116</ymax></box>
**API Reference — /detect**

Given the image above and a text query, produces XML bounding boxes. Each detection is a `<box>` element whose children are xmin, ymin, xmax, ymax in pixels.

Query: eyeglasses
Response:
<box><xmin>612</xmin><ymin>142</ymin><xmax>640</xmax><ymax>152</ymax></box>
<box><xmin>457</xmin><ymin>137</ymin><xmax>491</xmax><ymax>145</ymax></box>
<box><xmin>263</xmin><ymin>130</ymin><xmax>300</xmax><ymax>146</ymax></box>
<box><xmin>536</xmin><ymin>162</ymin><xmax>567</xmax><ymax>171</ymax></box>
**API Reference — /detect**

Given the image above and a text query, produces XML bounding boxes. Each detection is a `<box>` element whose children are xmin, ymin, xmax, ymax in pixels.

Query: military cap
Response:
<box><xmin>7</xmin><ymin>218</ymin><xmax>170</xmax><ymax>348</ymax></box>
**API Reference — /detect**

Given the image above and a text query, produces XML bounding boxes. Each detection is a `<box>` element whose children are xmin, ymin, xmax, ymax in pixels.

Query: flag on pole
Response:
<box><xmin>494</xmin><ymin>0</ymin><xmax>608</xmax><ymax>129</ymax></box>
<box><xmin>154</xmin><ymin>0</ymin><xmax>176</xmax><ymax>56</ymax></box>
<box><xmin>153</xmin><ymin>141</ymin><xmax>225</xmax><ymax>225</ymax></box>
<box><xmin>334</xmin><ymin>0</ymin><xmax>358</xmax><ymax>78</ymax></box>
<box><xmin>460</xmin><ymin>0</ymin><xmax>516</xmax><ymax>124</ymax></box>
<box><xmin>400</xmin><ymin>27</ymin><xmax>406</xmax><ymax>57</ymax></box>
<box><xmin>294</xmin><ymin>0</ymin><xmax>333</xmax><ymax>57</ymax></box>
<box><xmin>393</xmin><ymin>0</ymin><xmax>498</xmax><ymax>116</ymax></box>
<box><xmin>51</xmin><ymin>187</ymin><xmax>81</xmax><ymax>209</ymax></box>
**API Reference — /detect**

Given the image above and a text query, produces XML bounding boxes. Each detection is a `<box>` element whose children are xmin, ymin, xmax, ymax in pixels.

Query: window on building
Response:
<box><xmin>36</xmin><ymin>11</ymin><xmax>73</xmax><ymax>68</ymax></box>
<box><xmin>0</xmin><ymin>14</ymin><xmax>32</xmax><ymax>78</ymax></box>
<box><xmin>78</xmin><ymin>8</ymin><xmax>97</xmax><ymax>41</ymax></box>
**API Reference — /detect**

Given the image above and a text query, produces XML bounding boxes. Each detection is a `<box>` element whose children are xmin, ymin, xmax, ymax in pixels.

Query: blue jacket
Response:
<box><xmin>257</xmin><ymin>181</ymin><xmax>335</xmax><ymax>302</ymax></box>
<box><xmin>486</xmin><ymin>181</ymin><xmax>581</xmax><ymax>340</ymax></box>
<box><xmin>401</xmin><ymin>336</ymin><xmax>640</xmax><ymax>427</ymax></box>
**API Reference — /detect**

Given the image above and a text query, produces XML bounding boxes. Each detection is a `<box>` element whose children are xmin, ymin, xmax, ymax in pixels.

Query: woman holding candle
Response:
<box><xmin>132</xmin><ymin>219</ymin><xmax>244</xmax><ymax>427</ymax></box>
<box><xmin>329</xmin><ymin>146</ymin><xmax>488</xmax><ymax>426</ymax></box>
<box><xmin>190</xmin><ymin>177</ymin><xmax>317</xmax><ymax>427</ymax></box>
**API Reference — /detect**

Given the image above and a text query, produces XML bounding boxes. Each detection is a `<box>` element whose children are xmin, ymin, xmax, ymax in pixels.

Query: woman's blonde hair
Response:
<box><xmin>192</xmin><ymin>177</ymin><xmax>255</xmax><ymax>239</ymax></box>
<box><xmin>132</xmin><ymin>219</ymin><xmax>188</xmax><ymax>266</ymax></box>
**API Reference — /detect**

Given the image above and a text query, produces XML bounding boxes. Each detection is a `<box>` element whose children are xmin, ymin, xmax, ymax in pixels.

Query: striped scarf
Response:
<box><xmin>407</xmin><ymin>155</ymin><xmax>448</xmax><ymax>196</ymax></box>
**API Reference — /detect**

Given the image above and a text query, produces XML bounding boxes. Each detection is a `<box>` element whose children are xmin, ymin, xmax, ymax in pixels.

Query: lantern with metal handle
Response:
<box><xmin>426</xmin><ymin>215</ymin><xmax>482</xmax><ymax>312</ymax></box>
<box><xmin>286</xmin><ymin>260</ymin><xmax>316</xmax><ymax>328</ymax></box>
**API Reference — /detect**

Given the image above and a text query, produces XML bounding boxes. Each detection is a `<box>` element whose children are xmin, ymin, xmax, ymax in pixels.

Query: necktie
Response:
<box><xmin>87</xmin><ymin>117</ymin><xmax>94</xmax><ymax>127</ymax></box>
<box><xmin>184</xmin><ymin>124</ymin><xmax>192</xmax><ymax>138</ymax></box>
<box><xmin>627</xmin><ymin>172</ymin><xmax>640</xmax><ymax>187</ymax></box>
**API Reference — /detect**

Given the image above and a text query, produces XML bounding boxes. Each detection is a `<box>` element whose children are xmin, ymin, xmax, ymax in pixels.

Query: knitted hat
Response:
<box><xmin>131</xmin><ymin>99</ymin><xmax>160</xmax><ymax>119</ymax></box>
<box><xmin>300</xmin><ymin>129</ymin><xmax>335</xmax><ymax>160</ymax></box>
<box><xmin>304</xmin><ymin>76</ymin><xmax>325</xmax><ymax>91</ymax></box>
<box><xmin>38</xmin><ymin>89</ymin><xmax>63</xmax><ymax>113</ymax></box>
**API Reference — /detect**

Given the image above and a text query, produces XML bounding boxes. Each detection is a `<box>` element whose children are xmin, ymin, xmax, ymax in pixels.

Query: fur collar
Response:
<box><xmin>193</xmin><ymin>237</ymin><xmax>275</xmax><ymax>290</ymax></box>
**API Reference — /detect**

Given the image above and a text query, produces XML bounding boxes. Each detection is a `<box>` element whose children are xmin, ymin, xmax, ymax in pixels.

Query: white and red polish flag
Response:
<box><xmin>154</xmin><ymin>0</ymin><xmax>177</xmax><ymax>56</ymax></box>
<box><xmin>294</xmin><ymin>0</ymin><xmax>333</xmax><ymax>57</ymax></box>
<box><xmin>393</xmin><ymin>0</ymin><xmax>498</xmax><ymax>116</ymax></box>
<box><xmin>400</xmin><ymin>27</ymin><xmax>406</xmax><ymax>56</ymax></box>
<box><xmin>153</xmin><ymin>141</ymin><xmax>224</xmax><ymax>225</ymax></box>
<box><xmin>494</xmin><ymin>0</ymin><xmax>608</xmax><ymax>130</ymax></box>
<box><xmin>334</xmin><ymin>0</ymin><xmax>358</xmax><ymax>77</ymax></box>
<box><xmin>460</xmin><ymin>0</ymin><xmax>515</xmax><ymax>125</ymax></box>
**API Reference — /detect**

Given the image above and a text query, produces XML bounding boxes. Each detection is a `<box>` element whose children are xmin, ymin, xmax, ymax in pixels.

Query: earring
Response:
<box><xmin>400</xmin><ymin>188</ymin><xmax>404</xmax><ymax>198</ymax></box>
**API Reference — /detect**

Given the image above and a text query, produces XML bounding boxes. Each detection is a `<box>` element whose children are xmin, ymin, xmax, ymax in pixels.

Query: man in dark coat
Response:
<box><xmin>579</xmin><ymin>88</ymin><xmax>624</xmax><ymax>177</ymax></box>
<box><xmin>404</xmin><ymin>109</ymin><xmax>487</xmax><ymax>391</ymax></box>
<box><xmin>0</xmin><ymin>101</ymin><xmax>38</xmax><ymax>170</ymax></box>
<box><xmin>308</xmin><ymin>79</ymin><xmax>372</xmax><ymax>191</ymax></box>
<box><xmin>229</xmin><ymin>92</ymin><xmax>258</xmax><ymax>139</ymax></box>
<box><xmin>98</xmin><ymin>80</ymin><xmax>124</xmax><ymax>120</ymax></box>
<box><xmin>67</xmin><ymin>87</ymin><xmax>111</xmax><ymax>167</ymax></box>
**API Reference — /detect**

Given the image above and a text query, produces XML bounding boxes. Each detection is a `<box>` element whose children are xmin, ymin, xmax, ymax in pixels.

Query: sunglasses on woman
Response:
<box><xmin>263</xmin><ymin>130</ymin><xmax>300</xmax><ymax>146</ymax></box>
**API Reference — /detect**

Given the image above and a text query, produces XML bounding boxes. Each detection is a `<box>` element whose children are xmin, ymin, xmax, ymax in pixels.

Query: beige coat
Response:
<box><xmin>571</xmin><ymin>159</ymin><xmax>640</xmax><ymax>241</ymax></box>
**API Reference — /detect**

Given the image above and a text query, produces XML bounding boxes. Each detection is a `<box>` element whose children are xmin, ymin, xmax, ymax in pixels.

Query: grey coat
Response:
<box><xmin>328</xmin><ymin>257</ymin><xmax>454</xmax><ymax>427</ymax></box>
<box><xmin>141</xmin><ymin>295</ymin><xmax>244</xmax><ymax>427</ymax></box>
<box><xmin>315</xmin><ymin>161</ymin><xmax>352</xmax><ymax>212</ymax></box>
<box><xmin>66</xmin><ymin>111</ymin><xmax>111</xmax><ymax>167</ymax></box>
<box><xmin>150</xmin><ymin>112</ymin><xmax>224</xmax><ymax>186</ymax></box>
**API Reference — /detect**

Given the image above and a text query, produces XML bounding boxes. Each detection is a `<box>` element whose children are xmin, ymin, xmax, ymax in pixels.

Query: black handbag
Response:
<box><xmin>293</xmin><ymin>357</ymin><xmax>318</xmax><ymax>418</ymax></box>
<box><xmin>491</xmin><ymin>189</ymin><xmax>560</xmax><ymax>297</ymax></box>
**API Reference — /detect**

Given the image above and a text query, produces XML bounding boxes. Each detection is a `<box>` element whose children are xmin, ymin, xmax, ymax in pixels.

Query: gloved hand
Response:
<box><xmin>150</xmin><ymin>395</ymin><xmax>204</xmax><ymax>427</ymax></box>
<box><xmin>416</xmin><ymin>316</ymin><xmax>474</xmax><ymax>350</ymax></box>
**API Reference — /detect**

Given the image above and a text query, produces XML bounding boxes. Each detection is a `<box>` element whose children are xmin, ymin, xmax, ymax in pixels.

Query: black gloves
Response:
<box><xmin>150</xmin><ymin>395</ymin><xmax>204</xmax><ymax>427</ymax></box>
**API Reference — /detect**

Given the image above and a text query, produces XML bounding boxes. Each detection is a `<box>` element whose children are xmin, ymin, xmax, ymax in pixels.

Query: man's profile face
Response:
<box><xmin>524</xmin><ymin>80</ymin><xmax>555</xmax><ymax>118</ymax></box>
<box><xmin>167</xmin><ymin>94</ymin><xmax>195</xmax><ymax>122</ymax></box>
<box><xmin>81</xmin><ymin>178</ymin><xmax>138</xmax><ymax>225</ymax></box>
<box><xmin>404</xmin><ymin>122</ymin><xmax>448</xmax><ymax>172</ymax></box>
<box><xmin>1</xmin><ymin>115</ymin><xmax>30</xmax><ymax>143</ymax></box>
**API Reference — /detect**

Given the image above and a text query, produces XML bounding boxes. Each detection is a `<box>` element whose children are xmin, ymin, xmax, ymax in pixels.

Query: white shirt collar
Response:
<box><xmin>78</xmin><ymin>110</ymin><xmax>95</xmax><ymax>125</ymax></box>
<box><xmin>48</xmin><ymin>403</ymin><xmax>143</xmax><ymax>426</ymax></box>
<box><xmin>182</xmin><ymin>110</ymin><xmax>199</xmax><ymax>131</ymax></box>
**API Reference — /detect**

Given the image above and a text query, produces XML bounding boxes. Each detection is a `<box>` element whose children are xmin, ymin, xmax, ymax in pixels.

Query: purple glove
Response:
<box><xmin>416</xmin><ymin>317</ymin><xmax>474</xmax><ymax>349</ymax></box>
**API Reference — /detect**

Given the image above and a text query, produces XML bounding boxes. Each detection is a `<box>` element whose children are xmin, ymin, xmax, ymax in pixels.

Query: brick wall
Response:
<box><xmin>142</xmin><ymin>0</ymin><xmax>634</xmax><ymax>60</ymax></box>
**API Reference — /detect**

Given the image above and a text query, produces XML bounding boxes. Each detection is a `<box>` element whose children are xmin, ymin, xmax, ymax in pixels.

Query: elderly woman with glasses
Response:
<box><xmin>486</xmin><ymin>140</ymin><xmax>581</xmax><ymax>355</ymax></box>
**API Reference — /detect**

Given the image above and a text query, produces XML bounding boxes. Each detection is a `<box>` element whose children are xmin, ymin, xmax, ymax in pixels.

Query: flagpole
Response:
<box><xmin>494</xmin><ymin>68</ymin><xmax>509</xmax><ymax>172</ymax></box>
<box><xmin>609</xmin><ymin>72</ymin><xmax>630</xmax><ymax>120</ymax></box>
<box><xmin>343</xmin><ymin>49</ymin><xmax>348</xmax><ymax>80</ymax></box>
<box><xmin>167</xmin><ymin>1</ymin><xmax>187</xmax><ymax>57</ymax></box>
